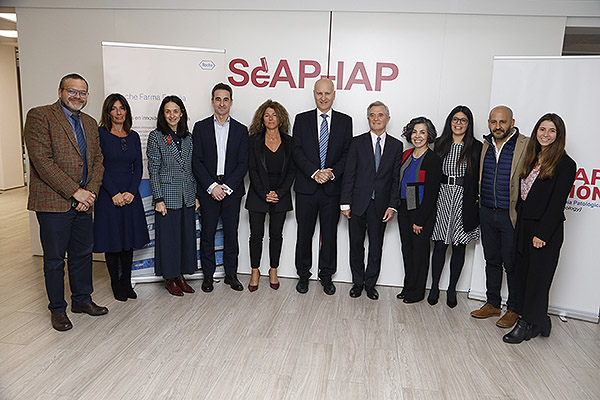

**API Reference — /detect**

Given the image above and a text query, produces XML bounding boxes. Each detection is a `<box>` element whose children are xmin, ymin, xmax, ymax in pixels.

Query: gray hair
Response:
<box><xmin>367</xmin><ymin>101</ymin><xmax>390</xmax><ymax>118</ymax></box>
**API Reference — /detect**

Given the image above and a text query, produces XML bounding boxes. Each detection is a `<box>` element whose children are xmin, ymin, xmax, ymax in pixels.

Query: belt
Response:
<box><xmin>441</xmin><ymin>175</ymin><xmax>465</xmax><ymax>186</ymax></box>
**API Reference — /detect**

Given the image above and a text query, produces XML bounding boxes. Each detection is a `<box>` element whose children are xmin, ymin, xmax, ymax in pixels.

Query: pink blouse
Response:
<box><xmin>521</xmin><ymin>164</ymin><xmax>541</xmax><ymax>200</ymax></box>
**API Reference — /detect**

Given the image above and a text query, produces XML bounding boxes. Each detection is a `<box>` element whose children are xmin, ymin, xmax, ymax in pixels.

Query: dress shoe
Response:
<box><xmin>470</xmin><ymin>303</ymin><xmax>501</xmax><ymax>319</ymax></box>
<box><xmin>531</xmin><ymin>317</ymin><xmax>552</xmax><ymax>338</ymax></box>
<box><xmin>503</xmin><ymin>318</ymin><xmax>532</xmax><ymax>344</ymax></box>
<box><xmin>51</xmin><ymin>312</ymin><xmax>72</xmax><ymax>331</ymax></box>
<box><xmin>165</xmin><ymin>279</ymin><xmax>183</xmax><ymax>296</ymax></box>
<box><xmin>349</xmin><ymin>284</ymin><xmax>363</xmax><ymax>298</ymax></box>
<box><xmin>296</xmin><ymin>278</ymin><xmax>309</xmax><ymax>294</ymax></box>
<box><xmin>366</xmin><ymin>287</ymin><xmax>379</xmax><ymax>300</ymax></box>
<box><xmin>396</xmin><ymin>290</ymin><xmax>406</xmax><ymax>299</ymax></box>
<box><xmin>175</xmin><ymin>275</ymin><xmax>195</xmax><ymax>293</ymax></box>
<box><xmin>403</xmin><ymin>297</ymin><xmax>423</xmax><ymax>304</ymax></box>
<box><xmin>124</xmin><ymin>285</ymin><xmax>137</xmax><ymax>299</ymax></box>
<box><xmin>269</xmin><ymin>268</ymin><xmax>280</xmax><ymax>290</ymax></box>
<box><xmin>427</xmin><ymin>288</ymin><xmax>439</xmax><ymax>305</ymax></box>
<box><xmin>224</xmin><ymin>274</ymin><xmax>243</xmax><ymax>291</ymax></box>
<box><xmin>71</xmin><ymin>301</ymin><xmax>109</xmax><ymax>316</ymax></box>
<box><xmin>496</xmin><ymin>310</ymin><xmax>519</xmax><ymax>328</ymax></box>
<box><xmin>201</xmin><ymin>276</ymin><xmax>214</xmax><ymax>293</ymax></box>
<box><xmin>320</xmin><ymin>279</ymin><xmax>336</xmax><ymax>295</ymax></box>
<box><xmin>446</xmin><ymin>289</ymin><xmax>457</xmax><ymax>308</ymax></box>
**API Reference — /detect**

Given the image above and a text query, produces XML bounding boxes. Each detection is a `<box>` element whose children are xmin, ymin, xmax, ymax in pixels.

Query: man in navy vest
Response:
<box><xmin>471</xmin><ymin>106</ymin><xmax>528</xmax><ymax>329</ymax></box>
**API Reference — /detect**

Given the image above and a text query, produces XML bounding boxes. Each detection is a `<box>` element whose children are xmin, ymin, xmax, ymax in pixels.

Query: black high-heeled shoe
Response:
<box><xmin>446</xmin><ymin>289</ymin><xmax>457</xmax><ymax>308</ymax></box>
<box><xmin>427</xmin><ymin>288</ymin><xmax>439</xmax><ymax>305</ymax></box>
<box><xmin>532</xmin><ymin>316</ymin><xmax>552</xmax><ymax>338</ymax></box>
<box><xmin>503</xmin><ymin>318</ymin><xmax>532</xmax><ymax>344</ymax></box>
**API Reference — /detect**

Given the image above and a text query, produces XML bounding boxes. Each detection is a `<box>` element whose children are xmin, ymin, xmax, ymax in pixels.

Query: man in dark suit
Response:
<box><xmin>292</xmin><ymin>78</ymin><xmax>353</xmax><ymax>295</ymax></box>
<box><xmin>192</xmin><ymin>82</ymin><xmax>249</xmax><ymax>292</ymax></box>
<box><xmin>24</xmin><ymin>73</ymin><xmax>108</xmax><ymax>332</ymax></box>
<box><xmin>340</xmin><ymin>101</ymin><xmax>402</xmax><ymax>300</ymax></box>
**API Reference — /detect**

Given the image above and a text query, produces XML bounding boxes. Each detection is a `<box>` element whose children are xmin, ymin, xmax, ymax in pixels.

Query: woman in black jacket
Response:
<box><xmin>503</xmin><ymin>113</ymin><xmax>576</xmax><ymax>344</ymax></box>
<box><xmin>397</xmin><ymin>116</ymin><xmax>442</xmax><ymax>303</ymax></box>
<box><xmin>245</xmin><ymin>100</ymin><xmax>295</xmax><ymax>291</ymax></box>
<box><xmin>428</xmin><ymin>105</ymin><xmax>483</xmax><ymax>308</ymax></box>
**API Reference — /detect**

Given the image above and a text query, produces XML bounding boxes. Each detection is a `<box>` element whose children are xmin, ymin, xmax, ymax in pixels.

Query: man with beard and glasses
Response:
<box><xmin>470</xmin><ymin>105</ymin><xmax>528</xmax><ymax>329</ymax></box>
<box><xmin>24</xmin><ymin>73</ymin><xmax>108</xmax><ymax>331</ymax></box>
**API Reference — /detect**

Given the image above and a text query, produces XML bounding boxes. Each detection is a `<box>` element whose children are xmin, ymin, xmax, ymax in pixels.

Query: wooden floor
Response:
<box><xmin>0</xmin><ymin>187</ymin><xmax>598</xmax><ymax>400</ymax></box>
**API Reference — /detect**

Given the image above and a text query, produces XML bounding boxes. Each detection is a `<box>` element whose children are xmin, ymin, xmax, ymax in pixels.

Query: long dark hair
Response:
<box><xmin>520</xmin><ymin>113</ymin><xmax>567</xmax><ymax>180</ymax></box>
<box><xmin>156</xmin><ymin>95</ymin><xmax>189</xmax><ymax>138</ymax></box>
<box><xmin>434</xmin><ymin>105</ymin><xmax>476</xmax><ymax>173</ymax></box>
<box><xmin>100</xmin><ymin>93</ymin><xmax>132</xmax><ymax>134</ymax></box>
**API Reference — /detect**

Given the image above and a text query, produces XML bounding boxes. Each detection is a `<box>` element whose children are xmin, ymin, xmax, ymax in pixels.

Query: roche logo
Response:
<box><xmin>199</xmin><ymin>60</ymin><xmax>216</xmax><ymax>70</ymax></box>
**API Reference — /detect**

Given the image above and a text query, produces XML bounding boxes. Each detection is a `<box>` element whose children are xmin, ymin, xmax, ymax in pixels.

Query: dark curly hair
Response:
<box><xmin>248</xmin><ymin>99</ymin><xmax>290</xmax><ymax>136</ymax></box>
<box><xmin>402</xmin><ymin>116</ymin><xmax>437</xmax><ymax>144</ymax></box>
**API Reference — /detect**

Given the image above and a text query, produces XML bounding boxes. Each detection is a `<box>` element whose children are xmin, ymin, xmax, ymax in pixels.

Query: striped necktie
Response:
<box><xmin>319</xmin><ymin>113</ymin><xmax>329</xmax><ymax>169</ymax></box>
<box><xmin>70</xmin><ymin>113</ymin><xmax>88</xmax><ymax>185</ymax></box>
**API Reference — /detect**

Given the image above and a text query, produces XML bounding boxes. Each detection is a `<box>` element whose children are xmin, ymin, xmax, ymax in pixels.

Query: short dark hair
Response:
<box><xmin>402</xmin><ymin>116</ymin><xmax>437</xmax><ymax>144</ymax></box>
<box><xmin>156</xmin><ymin>95</ymin><xmax>189</xmax><ymax>138</ymax></box>
<box><xmin>59</xmin><ymin>73</ymin><xmax>88</xmax><ymax>90</ymax></box>
<box><xmin>211</xmin><ymin>82</ymin><xmax>233</xmax><ymax>99</ymax></box>
<box><xmin>100</xmin><ymin>93</ymin><xmax>132</xmax><ymax>134</ymax></box>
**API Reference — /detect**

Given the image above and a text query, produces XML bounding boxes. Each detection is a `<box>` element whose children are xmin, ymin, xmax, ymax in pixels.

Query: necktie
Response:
<box><xmin>319</xmin><ymin>114</ymin><xmax>329</xmax><ymax>169</ymax></box>
<box><xmin>372</xmin><ymin>136</ymin><xmax>382</xmax><ymax>199</ymax></box>
<box><xmin>70</xmin><ymin>113</ymin><xmax>88</xmax><ymax>185</ymax></box>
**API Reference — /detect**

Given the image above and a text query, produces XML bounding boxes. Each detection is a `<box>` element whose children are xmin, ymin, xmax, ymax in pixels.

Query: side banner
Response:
<box><xmin>469</xmin><ymin>56</ymin><xmax>600</xmax><ymax>322</ymax></box>
<box><xmin>101</xmin><ymin>42</ymin><xmax>226</xmax><ymax>282</ymax></box>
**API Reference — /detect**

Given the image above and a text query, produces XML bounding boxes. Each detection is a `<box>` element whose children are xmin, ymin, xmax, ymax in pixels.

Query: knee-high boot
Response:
<box><xmin>105</xmin><ymin>252</ymin><xmax>127</xmax><ymax>301</ymax></box>
<box><xmin>119</xmin><ymin>249</ymin><xmax>137</xmax><ymax>299</ymax></box>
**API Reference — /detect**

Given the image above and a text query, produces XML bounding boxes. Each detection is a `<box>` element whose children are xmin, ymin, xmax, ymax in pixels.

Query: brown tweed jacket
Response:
<box><xmin>24</xmin><ymin>100</ymin><xmax>104</xmax><ymax>213</ymax></box>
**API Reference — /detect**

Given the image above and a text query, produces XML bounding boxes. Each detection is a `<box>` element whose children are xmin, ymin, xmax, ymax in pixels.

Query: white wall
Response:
<box><xmin>17</xmin><ymin>7</ymin><xmax>567</xmax><ymax>289</ymax></box>
<box><xmin>0</xmin><ymin>44</ymin><xmax>24</xmax><ymax>190</ymax></box>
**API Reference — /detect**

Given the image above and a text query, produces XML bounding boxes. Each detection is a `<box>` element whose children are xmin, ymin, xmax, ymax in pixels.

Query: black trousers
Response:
<box><xmin>294</xmin><ymin>189</ymin><xmax>340</xmax><ymax>280</ymax></box>
<box><xmin>36</xmin><ymin>210</ymin><xmax>93</xmax><ymax>314</ymax></box>
<box><xmin>155</xmin><ymin>206</ymin><xmax>197</xmax><ymax>279</ymax></box>
<box><xmin>480</xmin><ymin>206</ymin><xmax>517</xmax><ymax>310</ymax></box>
<box><xmin>248</xmin><ymin>210</ymin><xmax>287</xmax><ymax>269</ymax></box>
<box><xmin>349</xmin><ymin>200</ymin><xmax>387</xmax><ymax>289</ymax></box>
<box><xmin>398</xmin><ymin>201</ymin><xmax>435</xmax><ymax>301</ymax></box>
<box><xmin>200</xmin><ymin>194</ymin><xmax>242</xmax><ymax>277</ymax></box>
<box><xmin>513</xmin><ymin>219</ymin><xmax>563</xmax><ymax>328</ymax></box>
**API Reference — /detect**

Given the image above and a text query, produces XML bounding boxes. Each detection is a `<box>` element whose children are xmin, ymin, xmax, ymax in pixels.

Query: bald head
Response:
<box><xmin>488</xmin><ymin>105</ymin><xmax>515</xmax><ymax>144</ymax></box>
<box><xmin>313</xmin><ymin>78</ymin><xmax>335</xmax><ymax>113</ymax></box>
<box><xmin>489</xmin><ymin>105</ymin><xmax>513</xmax><ymax>120</ymax></box>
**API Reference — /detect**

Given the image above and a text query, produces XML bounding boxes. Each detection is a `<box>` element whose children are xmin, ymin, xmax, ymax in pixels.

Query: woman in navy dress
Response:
<box><xmin>503</xmin><ymin>113</ymin><xmax>576</xmax><ymax>344</ymax></box>
<box><xmin>147</xmin><ymin>96</ymin><xmax>199</xmax><ymax>296</ymax></box>
<box><xmin>93</xmin><ymin>93</ymin><xmax>149</xmax><ymax>301</ymax></box>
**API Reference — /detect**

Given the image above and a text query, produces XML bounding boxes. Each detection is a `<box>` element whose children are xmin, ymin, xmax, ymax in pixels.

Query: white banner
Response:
<box><xmin>101</xmin><ymin>42</ymin><xmax>226</xmax><ymax>281</ymax></box>
<box><xmin>470</xmin><ymin>56</ymin><xmax>600</xmax><ymax>322</ymax></box>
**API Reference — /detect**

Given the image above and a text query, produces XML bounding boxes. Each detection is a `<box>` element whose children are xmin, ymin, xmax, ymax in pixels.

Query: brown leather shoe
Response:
<box><xmin>51</xmin><ymin>312</ymin><xmax>73</xmax><ymax>331</ymax></box>
<box><xmin>166</xmin><ymin>279</ymin><xmax>184</xmax><ymax>296</ymax></box>
<box><xmin>496</xmin><ymin>310</ymin><xmax>520</xmax><ymax>328</ymax></box>
<box><xmin>175</xmin><ymin>275</ymin><xmax>195</xmax><ymax>293</ymax></box>
<box><xmin>71</xmin><ymin>301</ymin><xmax>109</xmax><ymax>316</ymax></box>
<box><xmin>470</xmin><ymin>303</ymin><xmax>501</xmax><ymax>319</ymax></box>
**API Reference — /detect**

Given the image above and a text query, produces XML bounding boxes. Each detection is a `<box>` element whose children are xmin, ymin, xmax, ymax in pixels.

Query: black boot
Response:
<box><xmin>503</xmin><ymin>318</ymin><xmax>532</xmax><ymax>344</ymax></box>
<box><xmin>105</xmin><ymin>252</ymin><xmax>127</xmax><ymax>301</ymax></box>
<box><xmin>428</xmin><ymin>241</ymin><xmax>446</xmax><ymax>306</ymax></box>
<box><xmin>119</xmin><ymin>250</ymin><xmax>137</xmax><ymax>299</ymax></box>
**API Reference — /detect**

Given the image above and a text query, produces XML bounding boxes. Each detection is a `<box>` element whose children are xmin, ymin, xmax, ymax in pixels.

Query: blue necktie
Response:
<box><xmin>319</xmin><ymin>114</ymin><xmax>329</xmax><ymax>169</ymax></box>
<box><xmin>372</xmin><ymin>136</ymin><xmax>382</xmax><ymax>199</ymax></box>
<box><xmin>70</xmin><ymin>114</ymin><xmax>88</xmax><ymax>185</ymax></box>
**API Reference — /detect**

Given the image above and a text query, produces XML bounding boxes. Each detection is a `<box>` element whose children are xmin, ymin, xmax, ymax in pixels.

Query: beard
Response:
<box><xmin>492</xmin><ymin>128</ymin><xmax>511</xmax><ymax>140</ymax></box>
<box><xmin>61</xmin><ymin>98</ymin><xmax>86</xmax><ymax>113</ymax></box>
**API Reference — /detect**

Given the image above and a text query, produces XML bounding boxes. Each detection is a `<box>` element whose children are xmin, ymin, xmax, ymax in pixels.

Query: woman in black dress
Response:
<box><xmin>245</xmin><ymin>100</ymin><xmax>295</xmax><ymax>291</ymax></box>
<box><xmin>503</xmin><ymin>113</ymin><xmax>576</xmax><ymax>344</ymax></box>
<box><xmin>396</xmin><ymin>117</ymin><xmax>442</xmax><ymax>303</ymax></box>
<box><xmin>93</xmin><ymin>94</ymin><xmax>149</xmax><ymax>301</ymax></box>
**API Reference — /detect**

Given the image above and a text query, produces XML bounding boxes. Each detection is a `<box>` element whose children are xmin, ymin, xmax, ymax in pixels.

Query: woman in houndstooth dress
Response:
<box><xmin>428</xmin><ymin>105</ymin><xmax>482</xmax><ymax>308</ymax></box>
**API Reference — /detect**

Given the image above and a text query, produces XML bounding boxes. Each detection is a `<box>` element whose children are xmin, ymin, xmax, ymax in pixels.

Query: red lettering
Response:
<box><xmin>298</xmin><ymin>60</ymin><xmax>320</xmax><ymax>89</ymax></box>
<box><xmin>591</xmin><ymin>169</ymin><xmax>600</xmax><ymax>185</ymax></box>
<box><xmin>577</xmin><ymin>185</ymin><xmax>590</xmax><ymax>199</ymax></box>
<box><xmin>228</xmin><ymin>58</ymin><xmax>249</xmax><ymax>87</ymax></box>
<box><xmin>251</xmin><ymin>65</ymin><xmax>269</xmax><ymax>88</ymax></box>
<box><xmin>269</xmin><ymin>60</ymin><xmax>297</xmax><ymax>88</ymax></box>
<box><xmin>344</xmin><ymin>62</ymin><xmax>373</xmax><ymax>91</ymax></box>
<box><xmin>594</xmin><ymin>186</ymin><xmax>600</xmax><ymax>201</ymax></box>
<box><xmin>336</xmin><ymin>61</ymin><xmax>344</xmax><ymax>91</ymax></box>
<box><xmin>570</xmin><ymin>185</ymin><xmax>576</xmax><ymax>198</ymax></box>
<box><xmin>375</xmin><ymin>62</ymin><xmax>399</xmax><ymax>91</ymax></box>
<box><xmin>575</xmin><ymin>168</ymin><xmax>589</xmax><ymax>185</ymax></box>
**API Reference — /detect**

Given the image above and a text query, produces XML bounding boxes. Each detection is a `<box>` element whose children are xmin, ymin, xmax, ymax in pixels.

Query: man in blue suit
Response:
<box><xmin>192</xmin><ymin>83</ymin><xmax>249</xmax><ymax>292</ymax></box>
<box><xmin>340</xmin><ymin>101</ymin><xmax>402</xmax><ymax>300</ymax></box>
<box><xmin>292</xmin><ymin>78</ymin><xmax>353</xmax><ymax>295</ymax></box>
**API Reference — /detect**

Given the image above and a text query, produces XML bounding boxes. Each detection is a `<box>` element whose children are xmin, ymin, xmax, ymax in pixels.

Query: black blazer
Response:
<box><xmin>245</xmin><ymin>132</ymin><xmax>295</xmax><ymax>213</ymax></box>
<box><xmin>516</xmin><ymin>154</ymin><xmax>576</xmax><ymax>243</ymax></box>
<box><xmin>192</xmin><ymin>115</ymin><xmax>249</xmax><ymax>199</ymax></box>
<box><xmin>340</xmin><ymin>132</ymin><xmax>403</xmax><ymax>217</ymax></box>
<box><xmin>462</xmin><ymin>139</ymin><xmax>483</xmax><ymax>232</ymax></box>
<box><xmin>398</xmin><ymin>148</ymin><xmax>442</xmax><ymax>227</ymax></box>
<box><xmin>292</xmin><ymin>109</ymin><xmax>352</xmax><ymax>196</ymax></box>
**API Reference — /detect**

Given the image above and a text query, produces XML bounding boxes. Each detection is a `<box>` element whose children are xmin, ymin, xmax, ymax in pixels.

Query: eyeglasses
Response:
<box><xmin>120</xmin><ymin>138</ymin><xmax>128</xmax><ymax>152</ymax></box>
<box><xmin>65</xmin><ymin>88</ymin><xmax>88</xmax><ymax>97</ymax></box>
<box><xmin>452</xmin><ymin>117</ymin><xmax>468</xmax><ymax>125</ymax></box>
